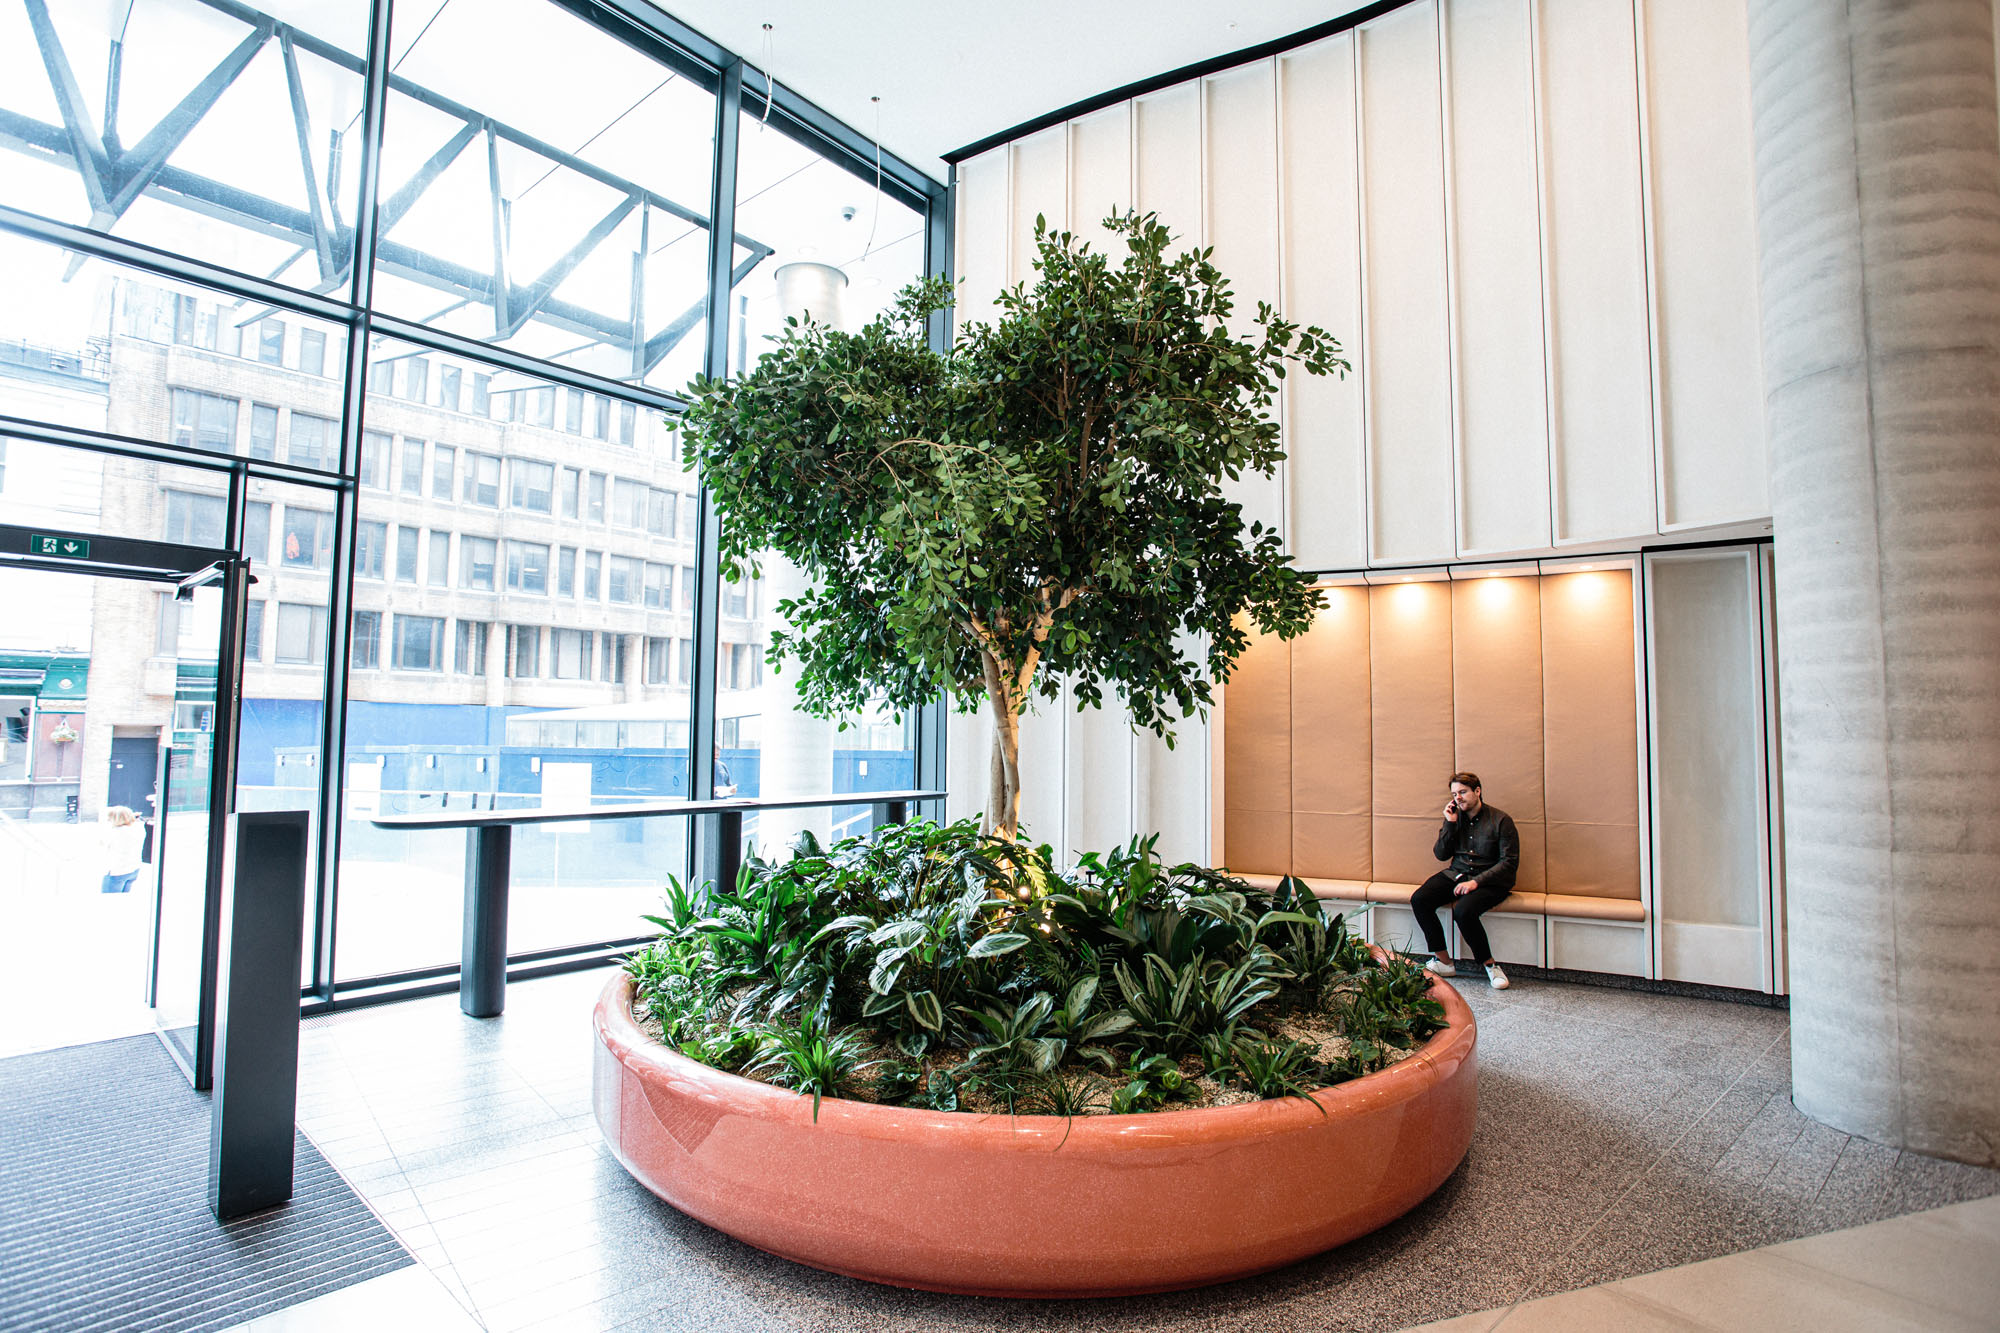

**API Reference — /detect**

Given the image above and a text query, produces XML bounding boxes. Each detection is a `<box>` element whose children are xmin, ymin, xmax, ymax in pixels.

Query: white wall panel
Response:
<box><xmin>1067</xmin><ymin>103</ymin><xmax>1133</xmax><ymax>256</ymax></box>
<box><xmin>1279</xmin><ymin>35</ymin><xmax>1367</xmax><ymax>571</ymax></box>
<box><xmin>1358</xmin><ymin>2</ymin><xmax>1455</xmax><ymax>564</ymax></box>
<box><xmin>1014</xmin><ymin>698</ymin><xmax>1067</xmax><ymax>852</ymax></box>
<box><xmin>1136</xmin><ymin>721</ymin><xmax>1209</xmax><ymax>865</ymax></box>
<box><xmin>1536</xmin><ymin>0</ymin><xmax>1657</xmax><ymax>543</ymax></box>
<box><xmin>1443</xmin><ymin>0</ymin><xmax>1552</xmax><ymax>556</ymax></box>
<box><xmin>1205</xmin><ymin>61</ymin><xmax>1286</xmax><ymax>541</ymax></box>
<box><xmin>945</xmin><ymin>704</ymin><xmax>989</xmax><ymax>826</ymax></box>
<box><xmin>953</xmin><ymin>147</ymin><xmax>1009</xmax><ymax>329</ymax></box>
<box><xmin>1065</xmin><ymin>687</ymin><xmax>1136</xmax><ymax>860</ymax></box>
<box><xmin>1134</xmin><ymin>83</ymin><xmax>1204</xmax><ymax>254</ymax></box>
<box><xmin>1008</xmin><ymin>126</ymin><xmax>1068</xmax><ymax>288</ymax></box>
<box><xmin>1641</xmin><ymin>0</ymin><xmax>1769</xmax><ymax>530</ymax></box>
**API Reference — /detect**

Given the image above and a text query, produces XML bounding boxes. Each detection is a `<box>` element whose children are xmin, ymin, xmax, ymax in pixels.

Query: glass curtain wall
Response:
<box><xmin>0</xmin><ymin>0</ymin><xmax>943</xmax><ymax>1002</ymax></box>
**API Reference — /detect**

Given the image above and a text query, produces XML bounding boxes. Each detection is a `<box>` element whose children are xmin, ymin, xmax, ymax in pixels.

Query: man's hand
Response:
<box><xmin>1453</xmin><ymin>877</ymin><xmax>1478</xmax><ymax>897</ymax></box>
<box><xmin>1442</xmin><ymin>801</ymin><xmax>1458</xmax><ymax>823</ymax></box>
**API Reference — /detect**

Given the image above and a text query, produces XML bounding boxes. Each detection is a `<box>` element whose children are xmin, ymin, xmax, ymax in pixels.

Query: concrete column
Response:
<box><xmin>1748</xmin><ymin>0</ymin><xmax>2000</xmax><ymax>1164</ymax></box>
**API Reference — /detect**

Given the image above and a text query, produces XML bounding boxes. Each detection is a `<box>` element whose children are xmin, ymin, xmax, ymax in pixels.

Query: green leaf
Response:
<box><xmin>966</xmin><ymin>932</ymin><xmax>1030</xmax><ymax>959</ymax></box>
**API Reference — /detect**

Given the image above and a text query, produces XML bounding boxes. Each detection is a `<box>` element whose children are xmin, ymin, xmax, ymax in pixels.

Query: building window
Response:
<box><xmin>396</xmin><ymin>526</ymin><xmax>420</xmax><ymax>583</ymax></box>
<box><xmin>612</xmin><ymin>478</ymin><xmax>647</xmax><ymax>529</ymax></box>
<box><xmin>565</xmin><ymin>389</ymin><xmax>585</xmax><ymax>434</ymax></box>
<box><xmin>242</xmin><ymin>600</ymin><xmax>265</xmax><ymax>663</ymax></box>
<box><xmin>367</xmin><ymin>357</ymin><xmax>393</xmax><ymax>395</ymax></box>
<box><xmin>677</xmin><ymin>637</ymin><xmax>692</xmax><ymax>685</ymax></box>
<box><xmin>593</xmin><ymin>395</ymin><xmax>611</xmax><ymax>441</ymax></box>
<box><xmin>243</xmin><ymin>502</ymin><xmax>270</xmax><ymax>564</ymax></box>
<box><xmin>275</xmin><ymin>603</ymin><xmax>329</xmax><ymax>664</ymax></box>
<box><xmin>678</xmin><ymin>565</ymin><xmax>695</xmax><ymax>613</ymax></box>
<box><xmin>427</xmin><ymin>531</ymin><xmax>449</xmax><ymax>587</ymax></box>
<box><xmin>508</xmin><ymin>459</ymin><xmax>554</xmax><ymax>513</ymax></box>
<box><xmin>439</xmin><ymin>366</ymin><xmax>461</xmax><ymax>412</ymax></box>
<box><xmin>155</xmin><ymin>593</ymin><xmax>197</xmax><ymax>654</ymax></box>
<box><xmin>163</xmin><ymin>490</ymin><xmax>226</xmax><ymax>547</ymax></box>
<box><xmin>257</xmin><ymin>320</ymin><xmax>286</xmax><ymax>366</ymax></box>
<box><xmin>455</xmin><ymin>619</ymin><xmax>488</xmax><ymax>676</ymax></box>
<box><xmin>644</xmin><ymin>636</ymin><xmax>670</xmax><ymax>685</ymax></box>
<box><xmin>472</xmin><ymin>373</ymin><xmax>490</xmax><ymax>417</ymax></box>
<box><xmin>607</xmin><ymin>556</ymin><xmax>639</xmax><ymax>604</ymax></box>
<box><xmin>462</xmin><ymin>452</ymin><xmax>500</xmax><ymax>507</ymax></box>
<box><xmin>508</xmin><ymin>625</ymin><xmax>540</xmax><ymax>677</ymax></box>
<box><xmin>299</xmin><ymin>327</ymin><xmax>328</xmax><ymax>377</ymax></box>
<box><xmin>351</xmin><ymin>610</ymin><xmax>381</xmax><ymax>669</ymax></box>
<box><xmin>586</xmin><ymin>472</ymin><xmax>606</xmax><ymax>523</ymax></box>
<box><xmin>432</xmin><ymin>445</ymin><xmax>454</xmax><ymax>500</ymax></box>
<box><xmin>170</xmin><ymin>389</ymin><xmax>238</xmax><ymax>454</ymax></box>
<box><xmin>723</xmin><ymin>578</ymin><xmax>752</xmax><ymax>619</ymax></box>
<box><xmin>459</xmin><ymin>536</ymin><xmax>497</xmax><ymax>592</ymax></box>
<box><xmin>530</xmin><ymin>387</ymin><xmax>555</xmax><ymax>428</ymax></box>
<box><xmin>604</xmin><ymin>634</ymin><xmax>625</xmax><ymax>684</ymax></box>
<box><xmin>394</xmin><ymin>615</ymin><xmax>445</xmax><ymax>671</ymax></box>
<box><xmin>288</xmin><ymin>412</ymin><xmax>336</xmax><ymax>470</ymax></box>
<box><xmin>281</xmin><ymin>508</ymin><xmax>333</xmax><ymax>569</ymax></box>
<box><xmin>619</xmin><ymin>402</ymin><xmax>637</xmax><ymax>446</ymax></box>
<box><xmin>403</xmin><ymin>356</ymin><xmax>429</xmax><ymax>404</ymax></box>
<box><xmin>557</xmin><ymin>547</ymin><xmax>576</xmax><ymax>597</ymax></box>
<box><xmin>359</xmin><ymin>431</ymin><xmax>390</xmax><ymax>489</ymax></box>
<box><xmin>249</xmin><ymin>404</ymin><xmax>278</xmax><ymax>460</ymax></box>
<box><xmin>559</xmin><ymin>467</ymin><xmax>581</xmax><ymax>519</ymax></box>
<box><xmin>551</xmin><ymin>628</ymin><xmax>590</xmax><ymax>680</ymax></box>
<box><xmin>583</xmin><ymin>551</ymin><xmax>602</xmax><ymax>600</ymax></box>
<box><xmin>399</xmin><ymin>438</ymin><xmax>425</xmax><ymax>494</ymax></box>
<box><xmin>643</xmin><ymin>561</ymin><xmax>671</xmax><ymax>609</ymax></box>
<box><xmin>647</xmin><ymin>487</ymin><xmax>675</xmax><ymax>538</ymax></box>
<box><xmin>505</xmin><ymin>541</ymin><xmax>550</xmax><ymax>594</ymax></box>
<box><xmin>355</xmin><ymin>521</ymin><xmax>387</xmax><ymax>579</ymax></box>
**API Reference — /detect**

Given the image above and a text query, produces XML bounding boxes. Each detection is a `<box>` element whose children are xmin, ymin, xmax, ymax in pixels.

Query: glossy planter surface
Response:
<box><xmin>593</xmin><ymin>973</ymin><xmax>1477</xmax><ymax>1298</ymax></box>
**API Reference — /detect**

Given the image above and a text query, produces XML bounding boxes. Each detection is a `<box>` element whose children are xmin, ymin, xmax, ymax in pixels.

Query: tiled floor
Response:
<box><xmin>292</xmin><ymin>967</ymin><xmax>2000</xmax><ymax>1332</ymax></box>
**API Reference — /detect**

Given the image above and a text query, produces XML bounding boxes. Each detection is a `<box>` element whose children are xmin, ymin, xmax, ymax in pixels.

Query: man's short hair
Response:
<box><xmin>1449</xmin><ymin>771</ymin><xmax>1481</xmax><ymax>791</ymax></box>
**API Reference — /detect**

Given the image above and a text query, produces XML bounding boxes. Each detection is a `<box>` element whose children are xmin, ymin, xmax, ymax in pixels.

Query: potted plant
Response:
<box><xmin>682</xmin><ymin>211</ymin><xmax>1346</xmax><ymax>838</ymax></box>
<box><xmin>588</xmin><ymin>224</ymin><xmax>1478</xmax><ymax>1296</ymax></box>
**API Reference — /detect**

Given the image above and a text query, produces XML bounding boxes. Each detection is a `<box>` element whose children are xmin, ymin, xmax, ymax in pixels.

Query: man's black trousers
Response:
<box><xmin>1410</xmin><ymin>873</ymin><xmax>1512</xmax><ymax>964</ymax></box>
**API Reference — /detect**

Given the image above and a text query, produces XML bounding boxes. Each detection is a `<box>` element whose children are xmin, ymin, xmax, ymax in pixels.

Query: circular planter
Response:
<box><xmin>593</xmin><ymin>972</ymin><xmax>1476</xmax><ymax>1298</ymax></box>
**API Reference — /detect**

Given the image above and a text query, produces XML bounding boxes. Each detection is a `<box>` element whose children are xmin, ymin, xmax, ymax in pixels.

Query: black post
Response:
<box><xmin>870</xmin><ymin>799</ymin><xmax>910</xmax><ymax>833</ymax></box>
<box><xmin>700</xmin><ymin>809</ymin><xmax>743</xmax><ymax>898</ymax></box>
<box><xmin>461</xmin><ymin>824</ymin><xmax>512</xmax><ymax>1018</ymax></box>
<box><xmin>208</xmin><ymin>810</ymin><xmax>310</xmax><ymax>1220</ymax></box>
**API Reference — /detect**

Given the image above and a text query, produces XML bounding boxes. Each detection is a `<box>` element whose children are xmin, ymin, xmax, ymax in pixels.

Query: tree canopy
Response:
<box><xmin>682</xmin><ymin>211</ymin><xmax>1346</xmax><ymax>837</ymax></box>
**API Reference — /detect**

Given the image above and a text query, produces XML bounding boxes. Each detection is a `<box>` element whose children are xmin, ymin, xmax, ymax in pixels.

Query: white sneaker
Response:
<box><xmin>1425</xmin><ymin>957</ymin><xmax>1456</xmax><ymax>978</ymax></box>
<box><xmin>1485</xmin><ymin>963</ymin><xmax>1511</xmax><ymax>990</ymax></box>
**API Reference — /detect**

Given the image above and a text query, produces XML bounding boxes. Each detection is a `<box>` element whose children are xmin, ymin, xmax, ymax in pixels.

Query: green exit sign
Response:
<box><xmin>31</xmin><ymin>534</ymin><xmax>90</xmax><ymax>559</ymax></box>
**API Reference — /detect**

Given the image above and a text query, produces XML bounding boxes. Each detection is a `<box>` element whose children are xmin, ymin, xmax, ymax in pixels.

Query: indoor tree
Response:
<box><xmin>681</xmin><ymin>211</ymin><xmax>1346</xmax><ymax>841</ymax></box>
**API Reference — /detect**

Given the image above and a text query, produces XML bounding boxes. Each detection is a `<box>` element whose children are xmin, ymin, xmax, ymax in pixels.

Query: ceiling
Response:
<box><xmin>655</xmin><ymin>2</ymin><xmax>1379</xmax><ymax>182</ymax></box>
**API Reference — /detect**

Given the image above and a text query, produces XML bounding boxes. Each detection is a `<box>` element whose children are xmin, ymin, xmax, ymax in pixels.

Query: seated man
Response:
<box><xmin>1412</xmin><ymin>772</ymin><xmax>1518</xmax><ymax>989</ymax></box>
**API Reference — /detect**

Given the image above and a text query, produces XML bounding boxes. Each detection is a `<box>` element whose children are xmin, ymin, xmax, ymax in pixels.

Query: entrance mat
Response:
<box><xmin>0</xmin><ymin>1034</ymin><xmax>411</xmax><ymax>1332</ymax></box>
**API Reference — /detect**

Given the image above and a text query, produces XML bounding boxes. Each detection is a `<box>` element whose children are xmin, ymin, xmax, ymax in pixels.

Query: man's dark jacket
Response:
<box><xmin>1433</xmin><ymin>804</ymin><xmax>1520</xmax><ymax>892</ymax></box>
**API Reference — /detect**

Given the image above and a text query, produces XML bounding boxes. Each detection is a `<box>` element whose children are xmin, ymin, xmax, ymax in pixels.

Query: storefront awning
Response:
<box><xmin>37</xmin><ymin>664</ymin><xmax>86</xmax><ymax>703</ymax></box>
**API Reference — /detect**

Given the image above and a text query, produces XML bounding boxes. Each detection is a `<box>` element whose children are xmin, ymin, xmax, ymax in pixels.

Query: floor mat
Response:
<box><xmin>0</xmin><ymin>1033</ymin><xmax>411</xmax><ymax>1333</ymax></box>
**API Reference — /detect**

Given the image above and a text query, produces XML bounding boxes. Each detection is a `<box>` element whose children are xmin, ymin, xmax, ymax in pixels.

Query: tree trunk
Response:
<box><xmin>978</xmin><ymin>649</ymin><xmax>1025</xmax><ymax>841</ymax></box>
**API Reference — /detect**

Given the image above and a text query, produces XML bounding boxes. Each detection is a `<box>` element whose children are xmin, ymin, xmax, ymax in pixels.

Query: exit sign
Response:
<box><xmin>31</xmin><ymin>534</ymin><xmax>90</xmax><ymax>559</ymax></box>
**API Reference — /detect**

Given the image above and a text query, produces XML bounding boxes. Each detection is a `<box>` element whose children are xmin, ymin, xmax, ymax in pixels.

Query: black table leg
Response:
<box><xmin>870</xmin><ymin>799</ymin><xmax>909</xmax><ymax>833</ymax></box>
<box><xmin>462</xmin><ymin>824</ymin><xmax>512</xmax><ymax>1018</ymax></box>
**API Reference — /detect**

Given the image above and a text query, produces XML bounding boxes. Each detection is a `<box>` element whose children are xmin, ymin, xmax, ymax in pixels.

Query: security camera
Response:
<box><xmin>840</xmin><ymin>204</ymin><xmax>858</xmax><ymax>222</ymax></box>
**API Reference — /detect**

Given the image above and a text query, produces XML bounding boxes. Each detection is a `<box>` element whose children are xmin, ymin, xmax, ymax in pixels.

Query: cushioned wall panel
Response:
<box><xmin>1640</xmin><ymin>0</ymin><xmax>1768</xmax><ymax>530</ymax></box>
<box><xmin>1542</xmin><ymin>569</ymin><xmax>1641</xmax><ymax>899</ymax></box>
<box><xmin>1294</xmin><ymin>813</ymin><xmax>1373</xmax><ymax>881</ymax></box>
<box><xmin>1135</xmin><ymin>83</ymin><xmax>1203</xmax><ymax>254</ymax></box>
<box><xmin>1512</xmin><ymin>818</ymin><xmax>1547</xmax><ymax>897</ymax></box>
<box><xmin>1278</xmin><ymin>35</ymin><xmax>1367</xmax><ymax>572</ymax></box>
<box><xmin>1008</xmin><ymin>126</ymin><xmax>1067</xmax><ymax>286</ymax></box>
<box><xmin>1358</xmin><ymin>2</ymin><xmax>1456</xmax><ymax>564</ymax></box>
<box><xmin>1451</xmin><ymin>575</ymin><xmax>1546</xmax><ymax>824</ymax></box>
<box><xmin>1206</xmin><ymin>62</ymin><xmax>1287</xmax><ymax>541</ymax></box>
<box><xmin>1649</xmin><ymin>554</ymin><xmax>1762</xmax><ymax>930</ymax></box>
<box><xmin>1371</xmin><ymin>580</ymin><xmax>1455</xmax><ymax>879</ymax></box>
<box><xmin>1443</xmin><ymin>0</ymin><xmax>1553</xmax><ymax>556</ymax></box>
<box><xmin>1224</xmin><ymin>627</ymin><xmax>1292</xmax><ymax>813</ymax></box>
<box><xmin>953</xmin><ymin>148</ymin><xmax>1008</xmax><ymax>327</ymax></box>
<box><xmin>1065</xmin><ymin>683</ymin><xmax>1134</xmax><ymax>863</ymax></box>
<box><xmin>1291</xmin><ymin>586</ymin><xmax>1373</xmax><ymax>821</ymax></box>
<box><xmin>1224</xmin><ymin>811</ymin><xmax>1293</xmax><ymax>879</ymax></box>
<box><xmin>1536</xmin><ymin>0</ymin><xmax>1657</xmax><ymax>542</ymax></box>
<box><xmin>1067</xmin><ymin>103</ymin><xmax>1132</xmax><ymax>255</ymax></box>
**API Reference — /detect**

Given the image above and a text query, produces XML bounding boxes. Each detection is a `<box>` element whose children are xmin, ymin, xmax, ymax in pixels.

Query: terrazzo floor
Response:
<box><xmin>291</xmin><ymin>967</ymin><xmax>2000</xmax><ymax>1333</ymax></box>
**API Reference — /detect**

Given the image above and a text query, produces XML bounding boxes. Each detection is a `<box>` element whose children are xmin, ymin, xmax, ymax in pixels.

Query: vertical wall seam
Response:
<box><xmin>1353</xmin><ymin>26</ymin><xmax>1378</xmax><ymax>566</ymax></box>
<box><xmin>1527</xmin><ymin>0</ymin><xmax>1563</xmax><ymax>547</ymax></box>
<box><xmin>1632</xmin><ymin>0</ymin><xmax>1670</xmax><ymax>535</ymax></box>
<box><xmin>1436</xmin><ymin>0</ymin><xmax>1467</xmax><ymax>561</ymax></box>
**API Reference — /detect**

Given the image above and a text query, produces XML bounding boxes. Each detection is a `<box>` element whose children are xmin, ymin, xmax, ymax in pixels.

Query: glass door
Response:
<box><xmin>148</xmin><ymin>559</ymin><xmax>249</xmax><ymax>1088</ymax></box>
